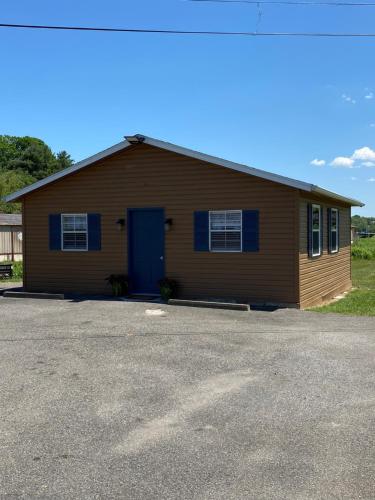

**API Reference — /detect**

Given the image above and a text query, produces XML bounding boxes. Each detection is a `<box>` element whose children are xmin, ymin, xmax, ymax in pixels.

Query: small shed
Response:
<box><xmin>0</xmin><ymin>214</ymin><xmax>22</xmax><ymax>262</ymax></box>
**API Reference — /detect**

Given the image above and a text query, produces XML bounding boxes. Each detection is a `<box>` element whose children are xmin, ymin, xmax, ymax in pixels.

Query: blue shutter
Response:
<box><xmin>49</xmin><ymin>214</ymin><xmax>61</xmax><ymax>250</ymax></box>
<box><xmin>242</xmin><ymin>210</ymin><xmax>259</xmax><ymax>252</ymax></box>
<box><xmin>194</xmin><ymin>211</ymin><xmax>209</xmax><ymax>251</ymax></box>
<box><xmin>307</xmin><ymin>204</ymin><xmax>313</xmax><ymax>257</ymax></box>
<box><xmin>320</xmin><ymin>206</ymin><xmax>324</xmax><ymax>254</ymax></box>
<box><xmin>337</xmin><ymin>210</ymin><xmax>340</xmax><ymax>251</ymax></box>
<box><xmin>327</xmin><ymin>208</ymin><xmax>332</xmax><ymax>253</ymax></box>
<box><xmin>88</xmin><ymin>213</ymin><xmax>101</xmax><ymax>251</ymax></box>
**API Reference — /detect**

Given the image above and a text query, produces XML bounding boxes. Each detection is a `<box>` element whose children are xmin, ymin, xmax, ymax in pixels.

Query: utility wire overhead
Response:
<box><xmin>189</xmin><ymin>0</ymin><xmax>375</xmax><ymax>6</ymax></box>
<box><xmin>2</xmin><ymin>23</ymin><xmax>375</xmax><ymax>37</ymax></box>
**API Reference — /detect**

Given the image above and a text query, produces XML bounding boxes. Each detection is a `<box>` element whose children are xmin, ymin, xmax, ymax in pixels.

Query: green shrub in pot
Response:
<box><xmin>158</xmin><ymin>278</ymin><xmax>178</xmax><ymax>301</ymax></box>
<box><xmin>105</xmin><ymin>274</ymin><xmax>129</xmax><ymax>297</ymax></box>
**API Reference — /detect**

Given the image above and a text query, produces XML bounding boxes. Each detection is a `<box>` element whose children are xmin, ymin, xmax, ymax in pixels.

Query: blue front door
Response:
<box><xmin>128</xmin><ymin>208</ymin><xmax>165</xmax><ymax>294</ymax></box>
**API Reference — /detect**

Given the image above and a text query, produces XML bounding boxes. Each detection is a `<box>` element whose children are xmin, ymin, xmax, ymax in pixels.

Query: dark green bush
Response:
<box><xmin>105</xmin><ymin>274</ymin><xmax>129</xmax><ymax>296</ymax></box>
<box><xmin>158</xmin><ymin>278</ymin><xmax>178</xmax><ymax>301</ymax></box>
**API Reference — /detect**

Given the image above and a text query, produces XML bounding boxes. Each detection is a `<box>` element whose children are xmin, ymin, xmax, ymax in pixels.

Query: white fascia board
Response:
<box><xmin>4</xmin><ymin>140</ymin><xmax>130</xmax><ymax>202</ymax></box>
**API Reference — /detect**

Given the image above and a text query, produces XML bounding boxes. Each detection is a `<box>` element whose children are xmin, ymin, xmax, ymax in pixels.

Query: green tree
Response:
<box><xmin>56</xmin><ymin>150</ymin><xmax>74</xmax><ymax>171</ymax></box>
<box><xmin>0</xmin><ymin>169</ymin><xmax>34</xmax><ymax>213</ymax></box>
<box><xmin>1</xmin><ymin>136</ymin><xmax>59</xmax><ymax>179</ymax></box>
<box><xmin>352</xmin><ymin>215</ymin><xmax>375</xmax><ymax>234</ymax></box>
<box><xmin>0</xmin><ymin>135</ymin><xmax>74</xmax><ymax>213</ymax></box>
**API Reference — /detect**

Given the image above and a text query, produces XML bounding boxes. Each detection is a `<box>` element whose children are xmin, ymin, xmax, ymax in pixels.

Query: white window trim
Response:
<box><xmin>330</xmin><ymin>208</ymin><xmax>339</xmax><ymax>254</ymax></box>
<box><xmin>209</xmin><ymin>210</ymin><xmax>242</xmax><ymax>253</ymax></box>
<box><xmin>61</xmin><ymin>213</ymin><xmax>88</xmax><ymax>252</ymax></box>
<box><xmin>312</xmin><ymin>204</ymin><xmax>321</xmax><ymax>257</ymax></box>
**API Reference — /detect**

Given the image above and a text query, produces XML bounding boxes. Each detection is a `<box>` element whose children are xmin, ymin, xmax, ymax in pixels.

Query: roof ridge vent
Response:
<box><xmin>125</xmin><ymin>134</ymin><xmax>145</xmax><ymax>144</ymax></box>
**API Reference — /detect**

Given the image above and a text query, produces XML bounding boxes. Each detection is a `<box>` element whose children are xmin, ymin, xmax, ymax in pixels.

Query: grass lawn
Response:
<box><xmin>312</xmin><ymin>241</ymin><xmax>375</xmax><ymax>316</ymax></box>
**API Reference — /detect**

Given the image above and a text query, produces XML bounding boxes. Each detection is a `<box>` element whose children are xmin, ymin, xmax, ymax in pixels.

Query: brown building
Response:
<box><xmin>5</xmin><ymin>134</ymin><xmax>364</xmax><ymax>308</ymax></box>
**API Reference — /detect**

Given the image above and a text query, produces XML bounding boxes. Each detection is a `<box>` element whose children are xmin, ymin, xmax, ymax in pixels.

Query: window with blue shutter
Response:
<box><xmin>49</xmin><ymin>213</ymin><xmax>101</xmax><ymax>251</ymax></box>
<box><xmin>194</xmin><ymin>210</ymin><xmax>259</xmax><ymax>253</ymax></box>
<box><xmin>194</xmin><ymin>211</ymin><xmax>209</xmax><ymax>251</ymax></box>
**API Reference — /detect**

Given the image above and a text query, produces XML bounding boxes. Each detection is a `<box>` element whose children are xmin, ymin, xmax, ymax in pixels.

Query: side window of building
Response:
<box><xmin>308</xmin><ymin>204</ymin><xmax>322</xmax><ymax>257</ymax></box>
<box><xmin>328</xmin><ymin>208</ymin><xmax>339</xmax><ymax>253</ymax></box>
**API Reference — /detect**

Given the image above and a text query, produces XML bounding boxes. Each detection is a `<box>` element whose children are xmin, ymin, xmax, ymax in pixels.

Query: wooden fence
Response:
<box><xmin>0</xmin><ymin>226</ymin><xmax>22</xmax><ymax>262</ymax></box>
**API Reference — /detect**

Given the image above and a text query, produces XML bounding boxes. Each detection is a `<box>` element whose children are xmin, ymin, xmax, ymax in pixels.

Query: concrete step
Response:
<box><xmin>3</xmin><ymin>291</ymin><xmax>64</xmax><ymax>300</ymax></box>
<box><xmin>168</xmin><ymin>299</ymin><xmax>249</xmax><ymax>311</ymax></box>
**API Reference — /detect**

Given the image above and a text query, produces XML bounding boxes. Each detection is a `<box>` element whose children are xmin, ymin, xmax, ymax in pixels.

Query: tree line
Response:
<box><xmin>352</xmin><ymin>215</ymin><xmax>375</xmax><ymax>234</ymax></box>
<box><xmin>0</xmin><ymin>135</ymin><xmax>73</xmax><ymax>213</ymax></box>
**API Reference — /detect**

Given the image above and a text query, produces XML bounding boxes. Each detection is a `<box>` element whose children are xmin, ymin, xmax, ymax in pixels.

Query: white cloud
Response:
<box><xmin>330</xmin><ymin>156</ymin><xmax>355</xmax><ymax>168</ymax></box>
<box><xmin>365</xmin><ymin>92</ymin><xmax>374</xmax><ymax>100</ymax></box>
<box><xmin>350</xmin><ymin>176</ymin><xmax>357</xmax><ymax>180</ymax></box>
<box><xmin>329</xmin><ymin>145</ymin><xmax>375</xmax><ymax>170</ymax></box>
<box><xmin>367</xmin><ymin>177</ymin><xmax>375</xmax><ymax>182</ymax></box>
<box><xmin>342</xmin><ymin>93</ymin><xmax>356</xmax><ymax>104</ymax></box>
<box><xmin>351</xmin><ymin>146</ymin><xmax>375</xmax><ymax>162</ymax></box>
<box><xmin>310</xmin><ymin>158</ymin><xmax>326</xmax><ymax>167</ymax></box>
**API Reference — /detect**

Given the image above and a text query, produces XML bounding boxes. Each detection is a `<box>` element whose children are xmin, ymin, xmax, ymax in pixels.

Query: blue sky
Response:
<box><xmin>1</xmin><ymin>0</ymin><xmax>375</xmax><ymax>215</ymax></box>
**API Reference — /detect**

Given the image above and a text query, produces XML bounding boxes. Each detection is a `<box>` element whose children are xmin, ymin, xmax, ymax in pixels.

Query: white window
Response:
<box><xmin>209</xmin><ymin>210</ymin><xmax>242</xmax><ymax>252</ymax></box>
<box><xmin>61</xmin><ymin>214</ymin><xmax>88</xmax><ymax>251</ymax></box>
<box><xmin>312</xmin><ymin>204</ymin><xmax>321</xmax><ymax>257</ymax></box>
<box><xmin>330</xmin><ymin>208</ymin><xmax>339</xmax><ymax>253</ymax></box>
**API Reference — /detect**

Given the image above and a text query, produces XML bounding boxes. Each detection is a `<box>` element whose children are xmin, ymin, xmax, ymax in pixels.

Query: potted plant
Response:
<box><xmin>158</xmin><ymin>278</ymin><xmax>178</xmax><ymax>301</ymax></box>
<box><xmin>105</xmin><ymin>274</ymin><xmax>129</xmax><ymax>297</ymax></box>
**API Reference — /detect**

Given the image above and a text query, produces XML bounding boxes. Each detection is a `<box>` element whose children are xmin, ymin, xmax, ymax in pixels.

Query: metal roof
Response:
<box><xmin>4</xmin><ymin>134</ymin><xmax>364</xmax><ymax>207</ymax></box>
<box><xmin>0</xmin><ymin>213</ymin><xmax>22</xmax><ymax>225</ymax></box>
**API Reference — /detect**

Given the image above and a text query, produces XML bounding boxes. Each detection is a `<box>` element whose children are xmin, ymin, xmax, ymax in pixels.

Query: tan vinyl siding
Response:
<box><xmin>299</xmin><ymin>197</ymin><xmax>351</xmax><ymax>308</ymax></box>
<box><xmin>0</xmin><ymin>226</ymin><xmax>23</xmax><ymax>262</ymax></box>
<box><xmin>23</xmin><ymin>144</ymin><xmax>299</xmax><ymax>304</ymax></box>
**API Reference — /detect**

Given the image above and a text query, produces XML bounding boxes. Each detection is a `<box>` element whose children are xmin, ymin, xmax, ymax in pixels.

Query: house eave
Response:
<box><xmin>3</xmin><ymin>134</ymin><xmax>365</xmax><ymax>208</ymax></box>
<box><xmin>311</xmin><ymin>186</ymin><xmax>364</xmax><ymax>207</ymax></box>
<box><xmin>4</xmin><ymin>140</ymin><xmax>128</xmax><ymax>203</ymax></box>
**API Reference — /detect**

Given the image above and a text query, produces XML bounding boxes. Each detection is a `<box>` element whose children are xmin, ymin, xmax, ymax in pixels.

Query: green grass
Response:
<box><xmin>351</xmin><ymin>236</ymin><xmax>375</xmax><ymax>259</ymax></box>
<box><xmin>311</xmin><ymin>258</ymin><xmax>375</xmax><ymax>316</ymax></box>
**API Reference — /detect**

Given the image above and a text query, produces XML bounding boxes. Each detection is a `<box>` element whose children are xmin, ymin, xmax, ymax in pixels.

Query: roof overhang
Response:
<box><xmin>4</xmin><ymin>134</ymin><xmax>365</xmax><ymax>207</ymax></box>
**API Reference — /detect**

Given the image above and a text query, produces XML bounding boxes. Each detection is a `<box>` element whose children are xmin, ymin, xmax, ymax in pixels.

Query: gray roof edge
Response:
<box><xmin>3</xmin><ymin>134</ymin><xmax>365</xmax><ymax>207</ymax></box>
<box><xmin>311</xmin><ymin>186</ymin><xmax>364</xmax><ymax>207</ymax></box>
<box><xmin>4</xmin><ymin>140</ymin><xmax>127</xmax><ymax>202</ymax></box>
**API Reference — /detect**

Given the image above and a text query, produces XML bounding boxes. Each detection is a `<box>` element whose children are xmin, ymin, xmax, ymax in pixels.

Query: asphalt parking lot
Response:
<box><xmin>0</xmin><ymin>297</ymin><xmax>375</xmax><ymax>499</ymax></box>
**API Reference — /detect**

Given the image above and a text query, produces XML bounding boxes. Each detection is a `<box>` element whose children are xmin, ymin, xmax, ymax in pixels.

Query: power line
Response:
<box><xmin>189</xmin><ymin>0</ymin><xmax>375</xmax><ymax>6</ymax></box>
<box><xmin>1</xmin><ymin>23</ymin><xmax>375</xmax><ymax>37</ymax></box>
